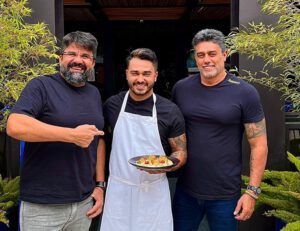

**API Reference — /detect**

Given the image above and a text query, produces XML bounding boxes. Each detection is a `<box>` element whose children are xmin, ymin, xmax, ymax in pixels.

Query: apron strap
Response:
<box><xmin>120</xmin><ymin>91</ymin><xmax>157</xmax><ymax>119</ymax></box>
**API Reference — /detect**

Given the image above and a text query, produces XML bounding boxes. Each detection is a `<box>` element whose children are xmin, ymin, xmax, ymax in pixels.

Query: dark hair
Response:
<box><xmin>192</xmin><ymin>29</ymin><xmax>226</xmax><ymax>52</ymax></box>
<box><xmin>61</xmin><ymin>31</ymin><xmax>98</xmax><ymax>57</ymax></box>
<box><xmin>126</xmin><ymin>48</ymin><xmax>158</xmax><ymax>70</ymax></box>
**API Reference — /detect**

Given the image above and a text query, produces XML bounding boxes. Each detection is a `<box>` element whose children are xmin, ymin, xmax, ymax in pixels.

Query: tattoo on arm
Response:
<box><xmin>169</xmin><ymin>134</ymin><xmax>187</xmax><ymax>152</ymax></box>
<box><xmin>244</xmin><ymin>119</ymin><xmax>266</xmax><ymax>139</ymax></box>
<box><xmin>168</xmin><ymin>134</ymin><xmax>187</xmax><ymax>160</ymax></box>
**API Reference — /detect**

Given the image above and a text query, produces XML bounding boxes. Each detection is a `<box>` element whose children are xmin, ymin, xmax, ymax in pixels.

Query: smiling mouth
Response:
<box><xmin>68</xmin><ymin>62</ymin><xmax>87</xmax><ymax>73</ymax></box>
<box><xmin>136</xmin><ymin>84</ymin><xmax>146</xmax><ymax>89</ymax></box>
<box><xmin>70</xmin><ymin>67</ymin><xmax>84</xmax><ymax>73</ymax></box>
<box><xmin>203</xmin><ymin>66</ymin><xmax>215</xmax><ymax>71</ymax></box>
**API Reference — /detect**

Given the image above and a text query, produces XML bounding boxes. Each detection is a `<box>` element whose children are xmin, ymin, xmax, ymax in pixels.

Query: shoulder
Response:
<box><xmin>21</xmin><ymin>75</ymin><xmax>58</xmax><ymax>95</ymax></box>
<box><xmin>226</xmin><ymin>73</ymin><xmax>258</xmax><ymax>92</ymax></box>
<box><xmin>156</xmin><ymin>94</ymin><xmax>177</xmax><ymax>108</ymax></box>
<box><xmin>104</xmin><ymin>91</ymin><xmax>126</xmax><ymax>107</ymax></box>
<box><xmin>155</xmin><ymin>94</ymin><xmax>185</xmax><ymax>137</ymax></box>
<box><xmin>174</xmin><ymin>74</ymin><xmax>199</xmax><ymax>88</ymax></box>
<box><xmin>85</xmin><ymin>82</ymin><xmax>101</xmax><ymax>95</ymax></box>
<box><xmin>27</xmin><ymin>74</ymin><xmax>53</xmax><ymax>85</ymax></box>
<box><xmin>26</xmin><ymin>74</ymin><xmax>60</xmax><ymax>88</ymax></box>
<box><xmin>103</xmin><ymin>91</ymin><xmax>126</xmax><ymax>114</ymax></box>
<box><xmin>156</xmin><ymin>94</ymin><xmax>184</xmax><ymax>117</ymax></box>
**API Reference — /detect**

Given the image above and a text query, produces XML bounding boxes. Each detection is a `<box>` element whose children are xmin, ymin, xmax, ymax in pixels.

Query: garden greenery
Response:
<box><xmin>243</xmin><ymin>152</ymin><xmax>300</xmax><ymax>231</ymax></box>
<box><xmin>0</xmin><ymin>0</ymin><xmax>58</xmax><ymax>130</ymax></box>
<box><xmin>226</xmin><ymin>0</ymin><xmax>300</xmax><ymax>112</ymax></box>
<box><xmin>227</xmin><ymin>0</ymin><xmax>300</xmax><ymax>230</ymax></box>
<box><xmin>0</xmin><ymin>175</ymin><xmax>19</xmax><ymax>226</ymax></box>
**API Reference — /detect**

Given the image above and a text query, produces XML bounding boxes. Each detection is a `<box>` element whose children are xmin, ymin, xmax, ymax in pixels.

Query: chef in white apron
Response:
<box><xmin>100</xmin><ymin>91</ymin><xmax>173</xmax><ymax>231</ymax></box>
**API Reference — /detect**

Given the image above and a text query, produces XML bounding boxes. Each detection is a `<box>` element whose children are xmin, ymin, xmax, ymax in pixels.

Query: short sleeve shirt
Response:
<box><xmin>11</xmin><ymin>74</ymin><xmax>104</xmax><ymax>203</ymax></box>
<box><xmin>172</xmin><ymin>73</ymin><xmax>264</xmax><ymax>200</ymax></box>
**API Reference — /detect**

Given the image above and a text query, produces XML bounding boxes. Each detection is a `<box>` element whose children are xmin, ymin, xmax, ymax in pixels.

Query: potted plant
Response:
<box><xmin>226</xmin><ymin>0</ymin><xmax>300</xmax><ymax>230</ymax></box>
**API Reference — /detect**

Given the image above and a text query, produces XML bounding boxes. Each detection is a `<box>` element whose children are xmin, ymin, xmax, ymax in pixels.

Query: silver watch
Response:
<box><xmin>247</xmin><ymin>185</ymin><xmax>261</xmax><ymax>195</ymax></box>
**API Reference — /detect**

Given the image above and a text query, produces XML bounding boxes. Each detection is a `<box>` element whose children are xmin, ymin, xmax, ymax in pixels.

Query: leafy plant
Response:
<box><xmin>0</xmin><ymin>0</ymin><xmax>59</xmax><ymax>130</ymax></box>
<box><xmin>243</xmin><ymin>152</ymin><xmax>300</xmax><ymax>231</ymax></box>
<box><xmin>0</xmin><ymin>175</ymin><xmax>19</xmax><ymax>226</ymax></box>
<box><xmin>226</xmin><ymin>0</ymin><xmax>300</xmax><ymax>112</ymax></box>
<box><xmin>226</xmin><ymin>0</ymin><xmax>300</xmax><ymax>230</ymax></box>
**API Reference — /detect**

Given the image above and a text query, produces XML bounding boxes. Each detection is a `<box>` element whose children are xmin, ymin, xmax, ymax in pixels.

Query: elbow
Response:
<box><xmin>181</xmin><ymin>151</ymin><xmax>188</xmax><ymax>166</ymax></box>
<box><xmin>6</xmin><ymin>114</ymin><xmax>21</xmax><ymax>139</ymax></box>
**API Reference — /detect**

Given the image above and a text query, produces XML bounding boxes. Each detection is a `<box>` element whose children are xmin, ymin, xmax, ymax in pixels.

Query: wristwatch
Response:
<box><xmin>247</xmin><ymin>185</ymin><xmax>261</xmax><ymax>195</ymax></box>
<box><xmin>96</xmin><ymin>181</ymin><xmax>106</xmax><ymax>190</ymax></box>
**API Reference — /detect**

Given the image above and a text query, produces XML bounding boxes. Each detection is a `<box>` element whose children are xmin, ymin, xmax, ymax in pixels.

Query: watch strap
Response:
<box><xmin>96</xmin><ymin>181</ymin><xmax>106</xmax><ymax>189</ymax></box>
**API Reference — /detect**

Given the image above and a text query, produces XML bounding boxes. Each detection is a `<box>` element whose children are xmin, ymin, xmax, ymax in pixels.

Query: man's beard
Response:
<box><xmin>60</xmin><ymin>62</ymin><xmax>93</xmax><ymax>86</ymax></box>
<box><xmin>199</xmin><ymin>65</ymin><xmax>223</xmax><ymax>80</ymax></box>
<box><xmin>128</xmin><ymin>81</ymin><xmax>154</xmax><ymax>97</ymax></box>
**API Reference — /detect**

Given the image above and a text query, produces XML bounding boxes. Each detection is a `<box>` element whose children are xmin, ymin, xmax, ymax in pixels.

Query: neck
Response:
<box><xmin>129</xmin><ymin>90</ymin><xmax>153</xmax><ymax>101</ymax></box>
<box><xmin>200</xmin><ymin>70</ymin><xmax>227</xmax><ymax>86</ymax></box>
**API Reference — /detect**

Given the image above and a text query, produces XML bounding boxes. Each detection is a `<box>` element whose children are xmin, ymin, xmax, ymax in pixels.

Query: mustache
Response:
<box><xmin>133</xmin><ymin>82</ymin><xmax>147</xmax><ymax>85</ymax></box>
<box><xmin>67</xmin><ymin>62</ymin><xmax>87</xmax><ymax>70</ymax></box>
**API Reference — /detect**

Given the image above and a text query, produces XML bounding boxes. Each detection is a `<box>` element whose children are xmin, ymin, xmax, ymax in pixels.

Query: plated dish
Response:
<box><xmin>128</xmin><ymin>155</ymin><xmax>179</xmax><ymax>170</ymax></box>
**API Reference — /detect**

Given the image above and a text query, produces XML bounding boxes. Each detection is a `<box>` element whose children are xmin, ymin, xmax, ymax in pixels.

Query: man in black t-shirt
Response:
<box><xmin>7</xmin><ymin>31</ymin><xmax>105</xmax><ymax>231</ymax></box>
<box><xmin>172</xmin><ymin>29</ymin><xmax>268</xmax><ymax>231</ymax></box>
<box><xmin>100</xmin><ymin>48</ymin><xmax>187</xmax><ymax>231</ymax></box>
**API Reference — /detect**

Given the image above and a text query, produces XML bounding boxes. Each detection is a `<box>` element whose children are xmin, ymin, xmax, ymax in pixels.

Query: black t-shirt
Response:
<box><xmin>172</xmin><ymin>73</ymin><xmax>264</xmax><ymax>200</ymax></box>
<box><xmin>103</xmin><ymin>91</ymin><xmax>185</xmax><ymax>155</ymax></box>
<box><xmin>11</xmin><ymin>74</ymin><xmax>104</xmax><ymax>204</ymax></box>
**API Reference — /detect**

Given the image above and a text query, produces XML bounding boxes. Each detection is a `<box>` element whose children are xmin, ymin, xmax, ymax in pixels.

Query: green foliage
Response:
<box><xmin>0</xmin><ymin>0</ymin><xmax>59</xmax><ymax>130</ymax></box>
<box><xmin>226</xmin><ymin>0</ymin><xmax>300</xmax><ymax>112</ymax></box>
<box><xmin>0</xmin><ymin>175</ymin><xmax>20</xmax><ymax>226</ymax></box>
<box><xmin>288</xmin><ymin>151</ymin><xmax>300</xmax><ymax>171</ymax></box>
<box><xmin>282</xmin><ymin>220</ymin><xmax>300</xmax><ymax>231</ymax></box>
<box><xmin>226</xmin><ymin>0</ymin><xmax>300</xmax><ymax>229</ymax></box>
<box><xmin>243</xmin><ymin>153</ymin><xmax>300</xmax><ymax>229</ymax></box>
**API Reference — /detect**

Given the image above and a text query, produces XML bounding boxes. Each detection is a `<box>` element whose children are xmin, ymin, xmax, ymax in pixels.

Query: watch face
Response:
<box><xmin>256</xmin><ymin>187</ymin><xmax>262</xmax><ymax>194</ymax></box>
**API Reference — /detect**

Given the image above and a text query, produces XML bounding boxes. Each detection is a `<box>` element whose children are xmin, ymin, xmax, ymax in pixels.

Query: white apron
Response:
<box><xmin>100</xmin><ymin>91</ymin><xmax>173</xmax><ymax>231</ymax></box>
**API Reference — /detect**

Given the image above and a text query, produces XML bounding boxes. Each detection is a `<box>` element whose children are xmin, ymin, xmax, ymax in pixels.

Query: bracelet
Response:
<box><xmin>245</xmin><ymin>189</ymin><xmax>258</xmax><ymax>200</ymax></box>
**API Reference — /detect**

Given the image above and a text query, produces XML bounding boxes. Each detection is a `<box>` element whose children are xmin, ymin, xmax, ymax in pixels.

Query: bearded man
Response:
<box><xmin>7</xmin><ymin>31</ymin><xmax>106</xmax><ymax>231</ymax></box>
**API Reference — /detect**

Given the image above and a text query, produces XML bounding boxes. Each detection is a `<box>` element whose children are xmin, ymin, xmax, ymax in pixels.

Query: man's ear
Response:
<box><xmin>223</xmin><ymin>50</ymin><xmax>228</xmax><ymax>61</ymax></box>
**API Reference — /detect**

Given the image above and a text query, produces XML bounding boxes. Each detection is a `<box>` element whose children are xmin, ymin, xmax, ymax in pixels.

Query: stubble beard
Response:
<box><xmin>129</xmin><ymin>82</ymin><xmax>154</xmax><ymax>97</ymax></box>
<box><xmin>200</xmin><ymin>66</ymin><xmax>223</xmax><ymax>80</ymax></box>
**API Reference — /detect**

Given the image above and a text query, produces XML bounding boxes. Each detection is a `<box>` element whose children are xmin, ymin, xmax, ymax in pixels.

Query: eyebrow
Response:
<box><xmin>196</xmin><ymin>50</ymin><xmax>217</xmax><ymax>54</ymax></box>
<box><xmin>129</xmin><ymin>70</ymin><xmax>152</xmax><ymax>74</ymax></box>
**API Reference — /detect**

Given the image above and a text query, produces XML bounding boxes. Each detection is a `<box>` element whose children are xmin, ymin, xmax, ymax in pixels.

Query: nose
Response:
<box><xmin>203</xmin><ymin>55</ymin><xmax>211</xmax><ymax>63</ymax></box>
<box><xmin>136</xmin><ymin>74</ymin><xmax>145</xmax><ymax>81</ymax></box>
<box><xmin>73</xmin><ymin>55</ymin><xmax>84</xmax><ymax>63</ymax></box>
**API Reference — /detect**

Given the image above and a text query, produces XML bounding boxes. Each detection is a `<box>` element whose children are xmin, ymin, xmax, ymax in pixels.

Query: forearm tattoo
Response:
<box><xmin>168</xmin><ymin>134</ymin><xmax>187</xmax><ymax>159</ymax></box>
<box><xmin>245</xmin><ymin>119</ymin><xmax>266</xmax><ymax>139</ymax></box>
